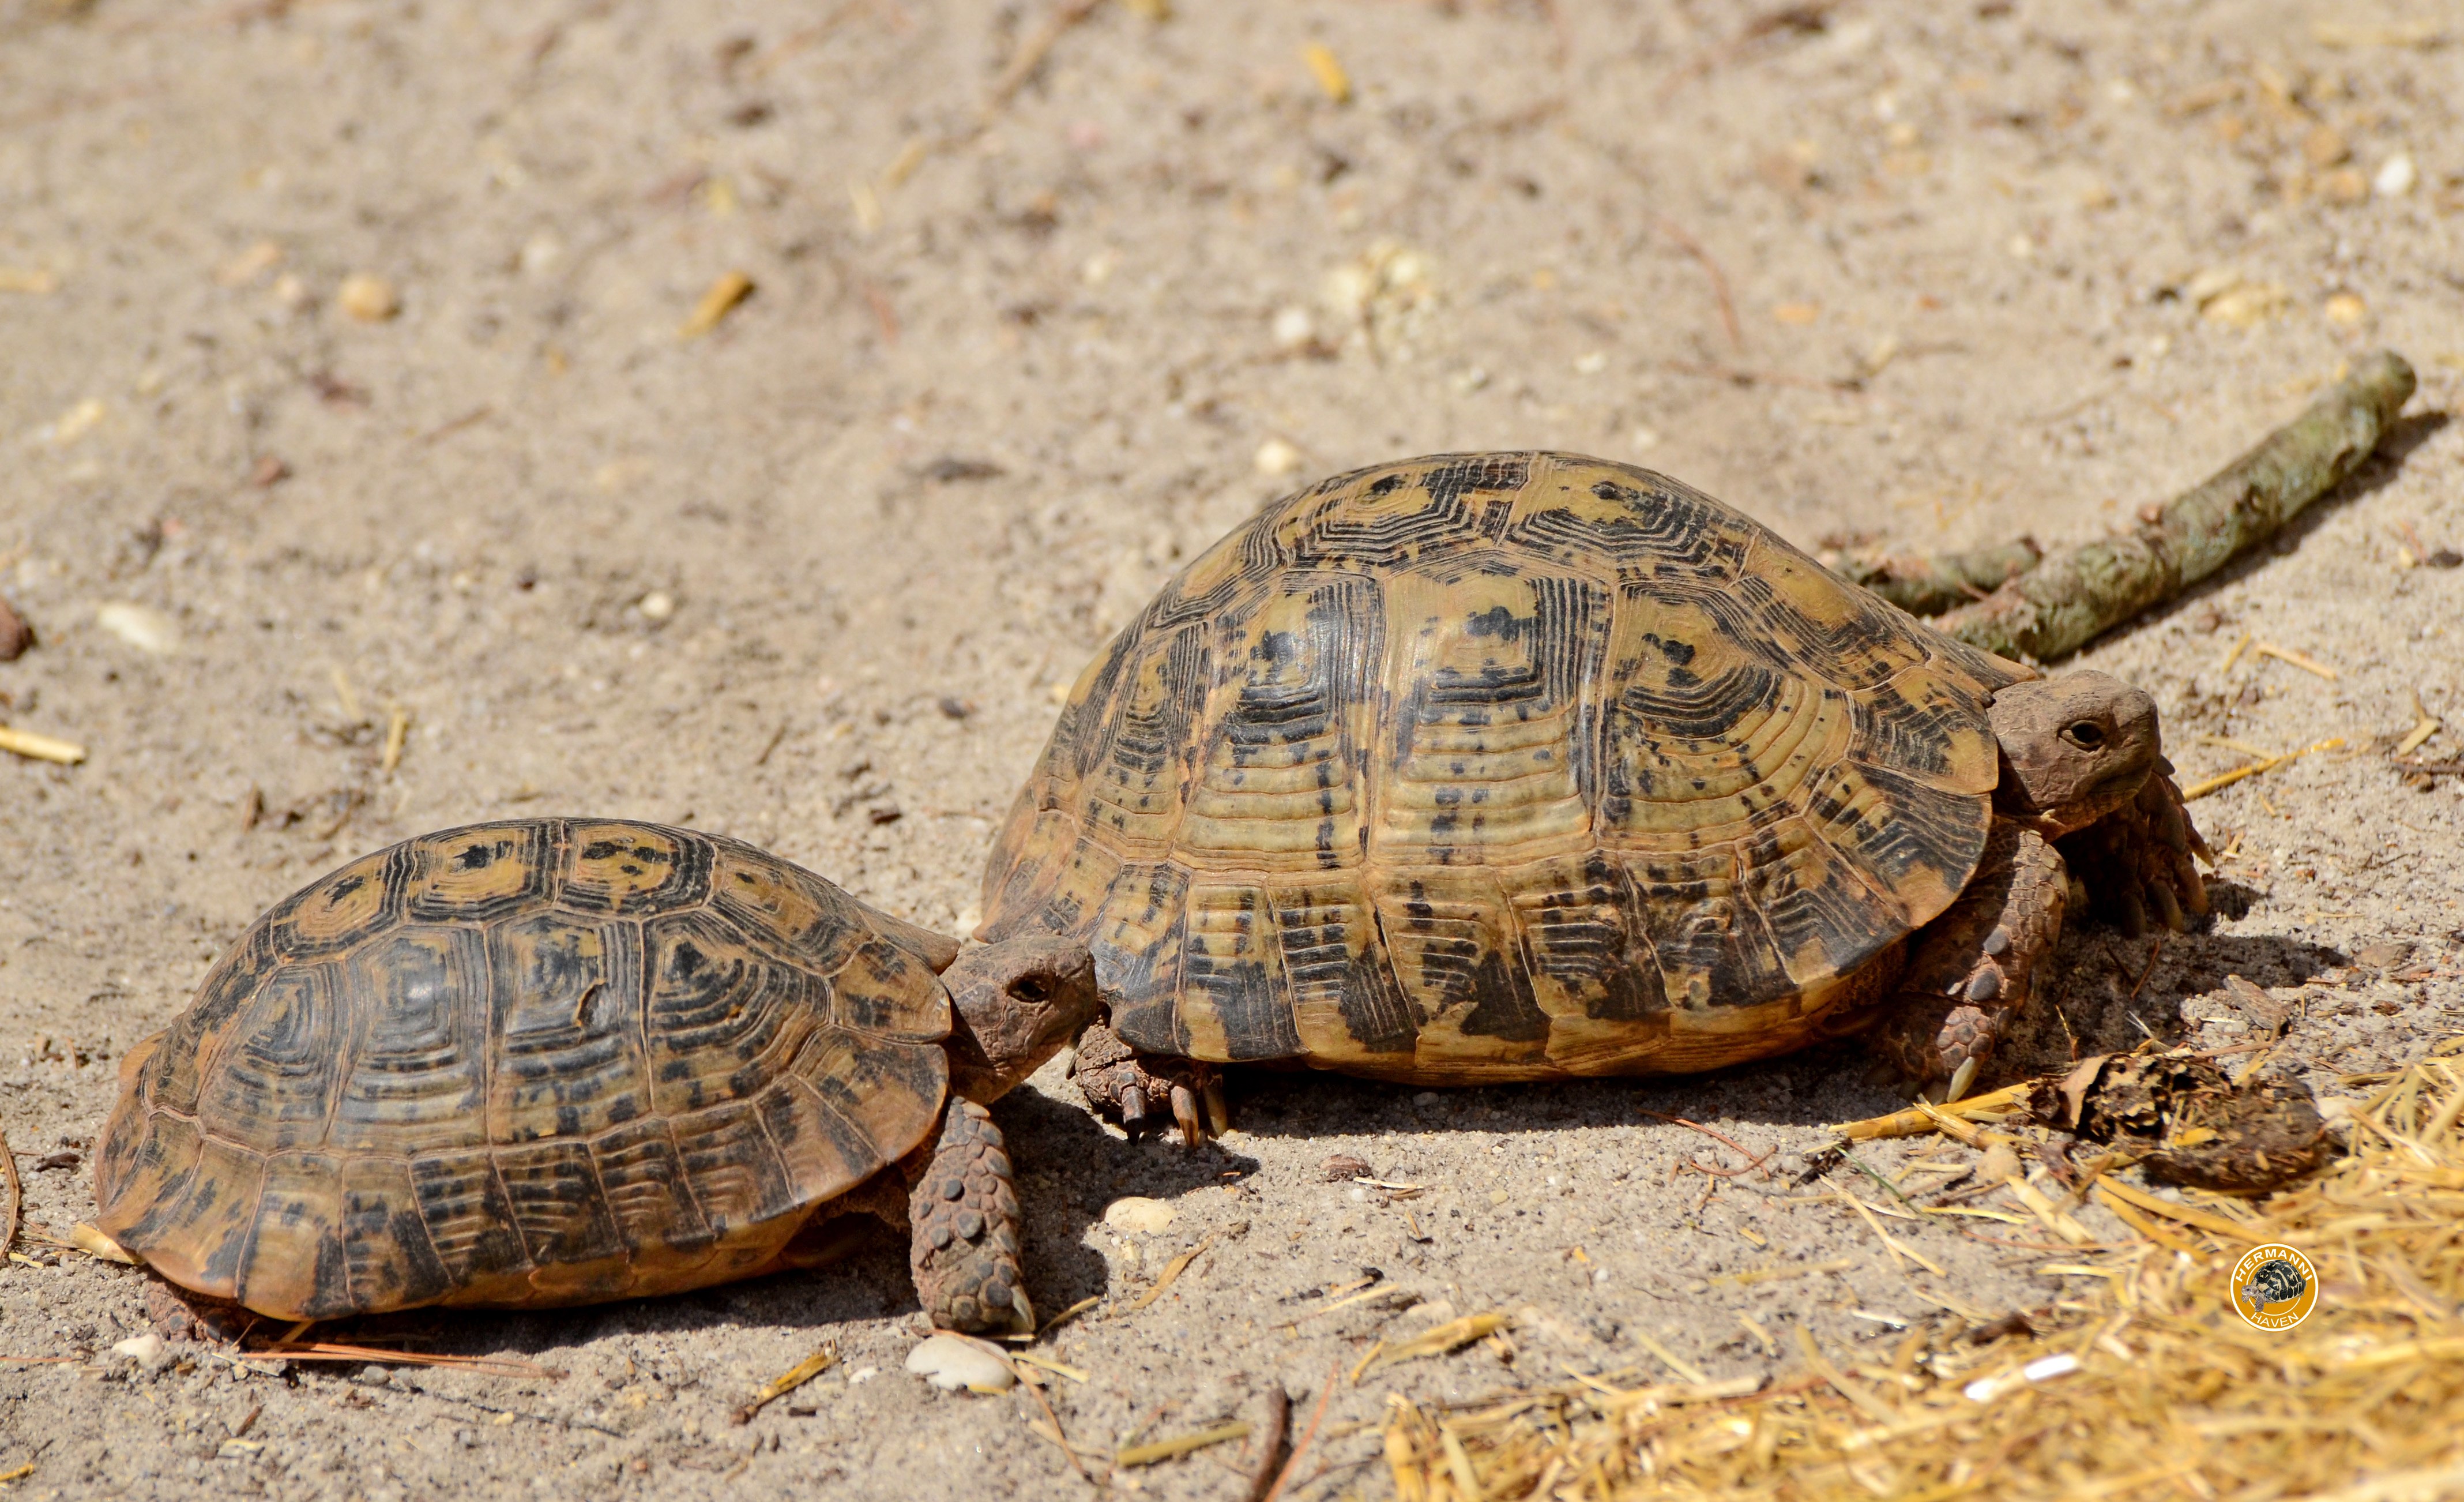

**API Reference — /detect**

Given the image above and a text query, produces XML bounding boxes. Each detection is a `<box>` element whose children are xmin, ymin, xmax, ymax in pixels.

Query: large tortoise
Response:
<box><xmin>977</xmin><ymin>453</ymin><xmax>2205</xmax><ymax>1142</ymax></box>
<box><xmin>94</xmin><ymin>818</ymin><xmax>1096</xmax><ymax>1331</ymax></box>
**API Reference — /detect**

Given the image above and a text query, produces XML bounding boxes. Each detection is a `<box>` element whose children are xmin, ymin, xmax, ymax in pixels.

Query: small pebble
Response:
<box><xmin>337</xmin><ymin>273</ymin><xmax>400</xmax><ymax>322</ymax></box>
<box><xmin>2373</xmin><ymin>153</ymin><xmax>2416</xmax><ymax>198</ymax></box>
<box><xmin>1102</xmin><ymin>1196</ymin><xmax>1176</xmax><ymax>1234</ymax></box>
<box><xmin>637</xmin><ymin>590</ymin><xmax>676</xmax><ymax>623</ymax></box>
<box><xmin>95</xmin><ymin>602</ymin><xmax>179</xmax><ymax>655</ymax></box>
<box><xmin>1321</xmin><ymin>1153</ymin><xmax>1372</xmax><ymax>1181</ymax></box>
<box><xmin>0</xmin><ymin>594</ymin><xmax>32</xmax><ymax>661</ymax></box>
<box><xmin>2303</xmin><ymin>125</ymin><xmax>2350</xmax><ymax>168</ymax></box>
<box><xmin>111</xmin><ymin>1334</ymin><xmax>165</xmax><ymax>1364</ymax></box>
<box><xmin>1254</xmin><ymin>438</ymin><xmax>1302</xmax><ymax>476</ymax></box>
<box><xmin>215</xmin><ymin>239</ymin><xmax>284</xmax><ymax>287</ymax></box>
<box><xmin>905</xmin><ymin>1334</ymin><xmax>1014</xmax><ymax>1394</ymax></box>
<box><xmin>49</xmin><ymin>397</ymin><xmax>105</xmax><ymax>445</ymax></box>
<box><xmin>1270</xmin><ymin>307</ymin><xmax>1315</xmax><ymax>348</ymax></box>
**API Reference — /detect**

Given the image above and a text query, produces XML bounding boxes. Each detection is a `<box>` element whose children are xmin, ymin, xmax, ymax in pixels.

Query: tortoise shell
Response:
<box><xmin>979</xmin><ymin>453</ymin><xmax>2027</xmax><ymax>1082</ymax></box>
<box><xmin>95</xmin><ymin>819</ymin><xmax>957</xmax><ymax>1320</ymax></box>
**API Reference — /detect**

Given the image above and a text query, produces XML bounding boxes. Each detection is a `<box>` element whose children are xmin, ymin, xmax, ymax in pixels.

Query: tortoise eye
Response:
<box><xmin>2063</xmin><ymin>721</ymin><xmax>2106</xmax><ymax>749</ymax></box>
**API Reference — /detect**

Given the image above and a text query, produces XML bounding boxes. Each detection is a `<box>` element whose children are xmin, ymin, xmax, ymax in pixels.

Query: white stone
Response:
<box><xmin>905</xmin><ymin>1334</ymin><xmax>1015</xmax><ymax>1393</ymax></box>
<box><xmin>96</xmin><ymin>602</ymin><xmax>180</xmax><ymax>654</ymax></box>
<box><xmin>1103</xmin><ymin>1196</ymin><xmax>1177</xmax><ymax>1234</ymax></box>
<box><xmin>111</xmin><ymin>1334</ymin><xmax>165</xmax><ymax>1363</ymax></box>
<box><xmin>2374</xmin><ymin>154</ymin><xmax>2416</xmax><ymax>198</ymax></box>
<box><xmin>1254</xmin><ymin>438</ymin><xmax>1302</xmax><ymax>476</ymax></box>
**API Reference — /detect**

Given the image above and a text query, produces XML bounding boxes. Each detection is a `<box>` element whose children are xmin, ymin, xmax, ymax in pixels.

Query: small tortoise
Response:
<box><xmin>977</xmin><ymin>453</ymin><xmax>2205</xmax><ymax>1141</ymax></box>
<box><xmin>95</xmin><ymin>818</ymin><xmax>1096</xmax><ymax>1331</ymax></box>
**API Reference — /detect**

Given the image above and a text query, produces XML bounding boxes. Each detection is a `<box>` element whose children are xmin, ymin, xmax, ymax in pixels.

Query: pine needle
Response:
<box><xmin>1130</xmin><ymin>1225</ymin><xmax>1229</xmax><ymax>1312</ymax></box>
<box><xmin>0</xmin><ymin>1125</ymin><xmax>17</xmax><ymax>1259</ymax></box>
<box><xmin>731</xmin><ymin>1344</ymin><xmax>836</xmax><ymax>1424</ymax></box>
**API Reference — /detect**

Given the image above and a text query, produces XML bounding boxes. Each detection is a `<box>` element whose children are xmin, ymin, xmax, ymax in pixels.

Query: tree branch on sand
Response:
<box><xmin>1831</xmin><ymin>351</ymin><xmax>2417</xmax><ymax>662</ymax></box>
<box><xmin>1826</xmin><ymin>539</ymin><xmax>2044</xmax><ymax>618</ymax></box>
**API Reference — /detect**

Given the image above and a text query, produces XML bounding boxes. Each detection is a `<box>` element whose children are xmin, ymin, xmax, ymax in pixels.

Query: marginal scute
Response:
<box><xmin>981</xmin><ymin>452</ymin><xmax>2006</xmax><ymax>1081</ymax></box>
<box><xmin>91</xmin><ymin>817</ymin><xmax>958</xmax><ymax>1320</ymax></box>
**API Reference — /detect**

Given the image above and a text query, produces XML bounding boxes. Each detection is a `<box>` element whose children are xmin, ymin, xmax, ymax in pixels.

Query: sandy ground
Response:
<box><xmin>1</xmin><ymin>0</ymin><xmax>2461</xmax><ymax>1496</ymax></box>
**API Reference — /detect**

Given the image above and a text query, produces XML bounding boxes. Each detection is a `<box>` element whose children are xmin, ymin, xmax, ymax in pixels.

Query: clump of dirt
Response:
<box><xmin>2033</xmin><ymin>1047</ymin><xmax>2332</xmax><ymax>1191</ymax></box>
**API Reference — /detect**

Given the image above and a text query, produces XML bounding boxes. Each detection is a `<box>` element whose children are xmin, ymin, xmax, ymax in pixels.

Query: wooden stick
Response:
<box><xmin>1242</xmin><ymin>1385</ymin><xmax>1292</xmax><ymax>1502</ymax></box>
<box><xmin>1829</xmin><ymin>539</ymin><xmax>2044</xmax><ymax>617</ymax></box>
<box><xmin>985</xmin><ymin>0</ymin><xmax>1102</xmax><ymax>112</ymax></box>
<box><xmin>1020</xmin><ymin>1368</ymin><xmax>1100</xmax><ymax>1487</ymax></box>
<box><xmin>1261</xmin><ymin>1364</ymin><xmax>1340</xmax><ymax>1502</ymax></box>
<box><xmin>0</xmin><ymin>1125</ymin><xmax>18</xmax><ymax>1257</ymax></box>
<box><xmin>1938</xmin><ymin>351</ymin><xmax>2415</xmax><ymax>662</ymax></box>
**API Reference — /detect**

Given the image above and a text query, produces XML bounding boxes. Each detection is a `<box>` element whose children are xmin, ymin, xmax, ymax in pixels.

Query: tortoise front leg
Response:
<box><xmin>909</xmin><ymin>1098</ymin><xmax>1034</xmax><ymax>1336</ymax></box>
<box><xmin>1070</xmin><ymin>1022</ymin><xmax>1222</xmax><ymax>1148</ymax></box>
<box><xmin>2057</xmin><ymin>758</ymin><xmax>2209</xmax><ymax>937</ymax></box>
<box><xmin>1872</xmin><ymin>821</ymin><xmax>2067</xmax><ymax>1101</ymax></box>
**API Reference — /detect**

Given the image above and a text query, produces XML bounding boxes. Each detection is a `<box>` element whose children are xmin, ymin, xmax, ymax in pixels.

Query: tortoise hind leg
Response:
<box><xmin>909</xmin><ymin>1098</ymin><xmax>1033</xmax><ymax>1336</ymax></box>
<box><xmin>1871</xmin><ymin>821</ymin><xmax>2067</xmax><ymax>1101</ymax></box>
<box><xmin>1070</xmin><ymin>1022</ymin><xmax>1221</xmax><ymax>1148</ymax></box>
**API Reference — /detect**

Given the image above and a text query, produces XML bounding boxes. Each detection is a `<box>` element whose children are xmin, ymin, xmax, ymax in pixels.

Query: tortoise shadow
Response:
<box><xmin>300</xmin><ymin>1089</ymin><xmax>1225</xmax><ymax>1361</ymax></box>
<box><xmin>275</xmin><ymin>920</ymin><xmax>2346</xmax><ymax>1361</ymax></box>
<box><xmin>1209</xmin><ymin>922</ymin><xmax>2350</xmax><ymax>1141</ymax></box>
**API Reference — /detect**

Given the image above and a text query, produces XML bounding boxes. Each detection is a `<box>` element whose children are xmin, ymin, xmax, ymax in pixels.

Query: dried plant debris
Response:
<box><xmin>2031</xmin><ymin>1047</ymin><xmax>2331</xmax><ymax>1191</ymax></box>
<box><xmin>1387</xmin><ymin>1036</ymin><xmax>2464</xmax><ymax>1502</ymax></box>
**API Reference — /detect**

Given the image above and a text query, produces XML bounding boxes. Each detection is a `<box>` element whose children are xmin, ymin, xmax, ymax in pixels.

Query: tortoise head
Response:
<box><xmin>1986</xmin><ymin>672</ymin><xmax>2163</xmax><ymax>838</ymax></box>
<box><xmin>939</xmin><ymin>935</ymin><xmax>1101</xmax><ymax>1105</ymax></box>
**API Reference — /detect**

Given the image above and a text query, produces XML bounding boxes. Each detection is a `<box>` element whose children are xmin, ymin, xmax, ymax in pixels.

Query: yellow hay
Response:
<box><xmin>1386</xmin><ymin>1038</ymin><xmax>2464</xmax><ymax>1500</ymax></box>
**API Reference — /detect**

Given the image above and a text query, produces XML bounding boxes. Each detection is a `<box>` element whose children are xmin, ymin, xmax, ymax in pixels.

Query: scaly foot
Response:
<box><xmin>1070</xmin><ymin>1023</ymin><xmax>1221</xmax><ymax>1147</ymax></box>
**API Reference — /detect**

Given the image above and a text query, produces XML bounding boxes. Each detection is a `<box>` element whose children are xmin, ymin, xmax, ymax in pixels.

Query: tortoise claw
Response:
<box><xmin>1072</xmin><ymin>1022</ymin><xmax>1220</xmax><ymax>1144</ymax></box>
<box><xmin>1171</xmin><ymin>1084</ymin><xmax>1203</xmax><ymax>1150</ymax></box>
<box><xmin>2150</xmin><ymin>881</ymin><xmax>2187</xmax><ymax>933</ymax></box>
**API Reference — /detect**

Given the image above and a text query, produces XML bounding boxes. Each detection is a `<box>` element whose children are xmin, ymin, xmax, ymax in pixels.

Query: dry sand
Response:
<box><xmin>1</xmin><ymin>1</ymin><xmax>2460</xmax><ymax>1496</ymax></box>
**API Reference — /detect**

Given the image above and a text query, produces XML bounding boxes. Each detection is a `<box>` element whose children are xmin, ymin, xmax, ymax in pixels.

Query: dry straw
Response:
<box><xmin>1386</xmin><ymin>1037</ymin><xmax>2464</xmax><ymax>1500</ymax></box>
